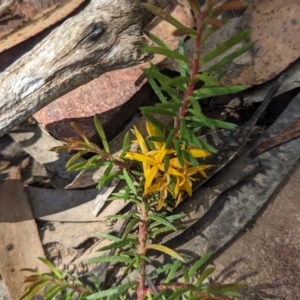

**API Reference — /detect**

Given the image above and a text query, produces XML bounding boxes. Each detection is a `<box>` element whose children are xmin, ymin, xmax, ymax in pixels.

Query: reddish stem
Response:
<box><xmin>174</xmin><ymin>11</ymin><xmax>206</xmax><ymax>133</ymax></box>
<box><xmin>136</xmin><ymin>199</ymin><xmax>148</xmax><ymax>300</ymax></box>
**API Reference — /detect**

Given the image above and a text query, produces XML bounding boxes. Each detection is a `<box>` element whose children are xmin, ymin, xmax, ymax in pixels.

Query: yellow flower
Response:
<box><xmin>124</xmin><ymin>122</ymin><xmax>212</xmax><ymax>210</ymax></box>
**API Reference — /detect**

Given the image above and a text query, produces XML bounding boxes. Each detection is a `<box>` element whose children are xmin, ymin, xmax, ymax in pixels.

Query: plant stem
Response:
<box><xmin>136</xmin><ymin>199</ymin><xmax>148</xmax><ymax>299</ymax></box>
<box><xmin>174</xmin><ymin>10</ymin><xmax>206</xmax><ymax>133</ymax></box>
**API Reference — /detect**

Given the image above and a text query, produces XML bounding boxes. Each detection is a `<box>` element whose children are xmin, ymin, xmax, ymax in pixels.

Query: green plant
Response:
<box><xmin>19</xmin><ymin>1</ymin><xmax>251</xmax><ymax>299</ymax></box>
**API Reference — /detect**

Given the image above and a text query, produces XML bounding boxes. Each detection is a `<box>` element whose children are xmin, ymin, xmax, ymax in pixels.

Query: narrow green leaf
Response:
<box><xmin>84</xmin><ymin>154</ymin><xmax>102</xmax><ymax>168</ymax></box>
<box><xmin>78</xmin><ymin>292</ymin><xmax>87</xmax><ymax>300</ymax></box>
<box><xmin>201</xmin><ymin>30</ymin><xmax>250</xmax><ymax>64</ymax></box>
<box><xmin>182</xmin><ymin>129</ymin><xmax>217</xmax><ymax>153</ymax></box>
<box><xmin>96</xmin><ymin>232</ymin><xmax>122</xmax><ymax>242</ymax></box>
<box><xmin>143</xmin><ymin>32</ymin><xmax>189</xmax><ymax>72</ymax></box>
<box><xmin>173</xmin><ymin>27</ymin><xmax>197</xmax><ymax>37</ymax></box>
<box><xmin>166</xmin><ymin>213</ymin><xmax>186</xmax><ymax>221</ymax></box>
<box><xmin>85</xmin><ymin>255</ymin><xmax>133</xmax><ymax>265</ymax></box>
<box><xmin>140</xmin><ymin>46</ymin><xmax>190</xmax><ymax>63</ymax></box>
<box><xmin>195</xmin><ymin>74</ymin><xmax>220</xmax><ymax>86</ymax></box>
<box><xmin>203</xmin><ymin>116</ymin><xmax>237</xmax><ymax>130</ymax></box>
<box><xmin>86</xmin><ymin>282</ymin><xmax>135</xmax><ymax>299</ymax></box>
<box><xmin>156</xmin><ymin>102</ymin><xmax>183</xmax><ymax>109</ymax></box>
<box><xmin>139</xmin><ymin>255</ymin><xmax>151</xmax><ymax>263</ymax></box>
<box><xmin>141</xmin><ymin>106</ymin><xmax>177</xmax><ymax>117</ymax></box>
<box><xmin>66</xmin><ymin>150</ymin><xmax>89</xmax><ymax>168</ymax></box>
<box><xmin>179</xmin><ymin>117</ymin><xmax>187</xmax><ymax>138</ymax></box>
<box><xmin>189</xmin><ymin>97</ymin><xmax>202</xmax><ymax>116</ymax></box>
<box><xmin>97</xmin><ymin>163</ymin><xmax>114</xmax><ymax>189</ymax></box>
<box><xmin>215</xmin><ymin>283</ymin><xmax>246</xmax><ymax>292</ymax></box>
<box><xmin>213</xmin><ymin>69</ymin><xmax>227</xmax><ymax>81</ymax></box>
<box><xmin>153</xmin><ymin>288</ymin><xmax>168</xmax><ymax>300</ymax></box>
<box><xmin>150</xmin><ymin>226</ymin><xmax>173</xmax><ymax>237</ymax></box>
<box><xmin>174</xmin><ymin>140</ymin><xmax>185</xmax><ymax>167</ymax></box>
<box><xmin>89</xmin><ymin>274</ymin><xmax>101</xmax><ymax>291</ymax></box>
<box><xmin>43</xmin><ymin>284</ymin><xmax>64</xmax><ymax>298</ymax></box>
<box><xmin>147</xmin><ymin>214</ymin><xmax>177</xmax><ymax>231</ymax></box>
<box><xmin>182</xmin><ymin>265</ymin><xmax>189</xmax><ymax>283</ymax></box>
<box><xmin>144</xmin><ymin>30</ymin><xmax>169</xmax><ymax>48</ymax></box>
<box><xmin>146</xmin><ymin>244</ymin><xmax>185</xmax><ymax>262</ymax></box>
<box><xmin>207</xmin><ymin>282</ymin><xmax>222</xmax><ymax>293</ymax></box>
<box><xmin>204</xmin><ymin>42</ymin><xmax>254</xmax><ymax>74</ymax></box>
<box><xmin>148</xmin><ymin>76</ymin><xmax>168</xmax><ymax>103</ymax></box>
<box><xmin>189</xmin><ymin>253</ymin><xmax>212</xmax><ymax>277</ymax></box>
<box><xmin>105</xmin><ymin>211</ymin><xmax>138</xmax><ymax>220</ymax></box>
<box><xmin>165</xmin><ymin>128</ymin><xmax>176</xmax><ymax>149</ymax></box>
<box><xmin>94</xmin><ymin>115</ymin><xmax>110</xmax><ymax>153</ymax></box>
<box><xmin>178</xmin><ymin>36</ymin><xmax>188</xmax><ymax>77</ymax></box>
<box><xmin>182</xmin><ymin>148</ymin><xmax>199</xmax><ymax>166</ymax></box>
<box><xmin>195</xmin><ymin>267</ymin><xmax>215</xmax><ymax>287</ymax></box>
<box><xmin>142</xmin><ymin>4</ymin><xmax>187</xmax><ymax>30</ymax></box>
<box><xmin>122</xmin><ymin>218</ymin><xmax>139</xmax><ymax>239</ymax></box>
<box><xmin>38</xmin><ymin>257</ymin><xmax>62</xmax><ymax>279</ymax></box>
<box><xmin>67</xmin><ymin>160</ymin><xmax>88</xmax><ymax>172</ymax></box>
<box><xmin>44</xmin><ymin>284</ymin><xmax>71</xmax><ymax>300</ymax></box>
<box><xmin>143</xmin><ymin>113</ymin><xmax>171</xmax><ymax>131</ymax></box>
<box><xmin>219</xmin><ymin>290</ymin><xmax>243</xmax><ymax>297</ymax></box>
<box><xmin>105</xmin><ymin>170</ymin><xmax>122</xmax><ymax>185</ymax></box>
<box><xmin>143</xmin><ymin>64</ymin><xmax>183</xmax><ymax>102</ymax></box>
<box><xmin>119</xmin><ymin>132</ymin><xmax>130</xmax><ymax>158</ymax></box>
<box><xmin>123</xmin><ymin>185</ymin><xmax>130</xmax><ymax>202</ymax></box>
<box><xmin>166</xmin><ymin>288</ymin><xmax>189</xmax><ymax>300</ymax></box>
<box><xmin>147</xmin><ymin>136</ymin><xmax>166</xmax><ymax>143</ymax></box>
<box><xmin>164</xmin><ymin>155</ymin><xmax>170</xmax><ymax>172</ymax></box>
<box><xmin>193</xmin><ymin>85</ymin><xmax>249</xmax><ymax>99</ymax></box>
<box><xmin>166</xmin><ymin>260</ymin><xmax>182</xmax><ymax>283</ymax></box>
<box><xmin>160</xmin><ymin>85</ymin><xmax>183</xmax><ymax>103</ymax></box>
<box><xmin>123</xmin><ymin>169</ymin><xmax>137</xmax><ymax>195</ymax></box>
<box><xmin>167</xmin><ymin>76</ymin><xmax>191</xmax><ymax>89</ymax></box>
<box><xmin>98</xmin><ymin>239</ymin><xmax>135</xmax><ymax>252</ymax></box>
<box><xmin>26</xmin><ymin>281</ymin><xmax>49</xmax><ymax>299</ymax></box>
<box><xmin>148</xmin><ymin>263</ymin><xmax>174</xmax><ymax>278</ymax></box>
<box><xmin>109</xmin><ymin>282</ymin><xmax>136</xmax><ymax>300</ymax></box>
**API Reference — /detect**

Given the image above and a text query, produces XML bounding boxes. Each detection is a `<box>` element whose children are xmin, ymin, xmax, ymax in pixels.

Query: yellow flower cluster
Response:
<box><xmin>124</xmin><ymin>122</ymin><xmax>212</xmax><ymax>210</ymax></box>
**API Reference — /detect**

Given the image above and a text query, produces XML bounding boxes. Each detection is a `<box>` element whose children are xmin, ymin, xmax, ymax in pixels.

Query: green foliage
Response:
<box><xmin>20</xmin><ymin>1</ymin><xmax>251</xmax><ymax>299</ymax></box>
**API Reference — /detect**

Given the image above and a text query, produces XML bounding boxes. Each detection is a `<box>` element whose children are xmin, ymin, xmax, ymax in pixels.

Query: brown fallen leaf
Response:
<box><xmin>0</xmin><ymin>0</ymin><xmax>85</xmax><ymax>54</ymax></box>
<box><xmin>221</xmin><ymin>0</ymin><xmax>300</xmax><ymax>86</ymax></box>
<box><xmin>0</xmin><ymin>166</ymin><xmax>48</xmax><ymax>299</ymax></box>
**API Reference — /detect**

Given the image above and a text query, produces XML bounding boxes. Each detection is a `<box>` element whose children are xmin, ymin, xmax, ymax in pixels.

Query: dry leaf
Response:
<box><xmin>221</xmin><ymin>0</ymin><xmax>300</xmax><ymax>86</ymax></box>
<box><xmin>0</xmin><ymin>0</ymin><xmax>85</xmax><ymax>53</ymax></box>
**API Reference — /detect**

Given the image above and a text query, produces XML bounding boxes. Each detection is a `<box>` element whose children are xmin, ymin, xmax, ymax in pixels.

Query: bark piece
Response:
<box><xmin>0</xmin><ymin>0</ymin><xmax>170</xmax><ymax>136</ymax></box>
<box><xmin>27</xmin><ymin>185</ymin><xmax>128</xmax><ymax>222</ymax></box>
<box><xmin>40</xmin><ymin>219</ymin><xmax>123</xmax><ymax>249</ymax></box>
<box><xmin>251</xmin><ymin>113</ymin><xmax>300</xmax><ymax>156</ymax></box>
<box><xmin>0</xmin><ymin>166</ymin><xmax>48</xmax><ymax>300</ymax></box>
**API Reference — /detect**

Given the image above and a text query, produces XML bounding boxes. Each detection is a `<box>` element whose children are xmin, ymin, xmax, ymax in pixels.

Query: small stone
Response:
<box><xmin>57</xmin><ymin>263</ymin><xmax>65</xmax><ymax>271</ymax></box>
<box><xmin>76</xmin><ymin>263</ymin><xmax>88</xmax><ymax>275</ymax></box>
<box><xmin>67</xmin><ymin>264</ymin><xmax>76</xmax><ymax>273</ymax></box>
